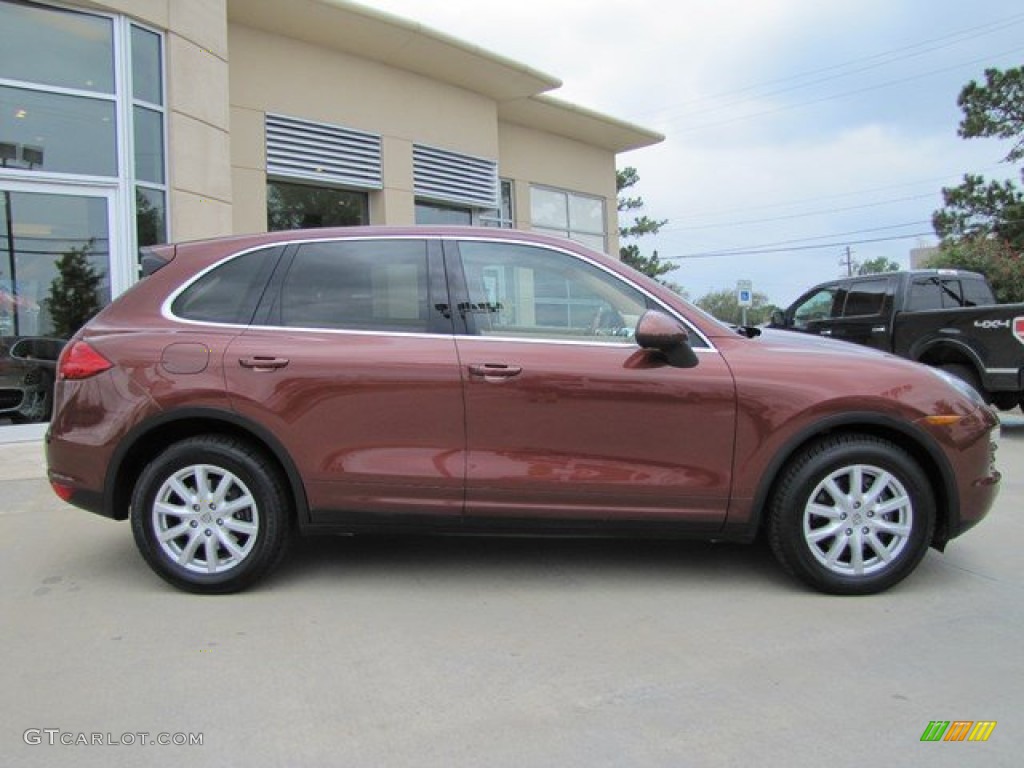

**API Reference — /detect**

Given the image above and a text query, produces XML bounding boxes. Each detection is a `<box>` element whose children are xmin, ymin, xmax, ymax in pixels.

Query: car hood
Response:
<box><xmin>745</xmin><ymin>327</ymin><xmax>900</xmax><ymax>359</ymax></box>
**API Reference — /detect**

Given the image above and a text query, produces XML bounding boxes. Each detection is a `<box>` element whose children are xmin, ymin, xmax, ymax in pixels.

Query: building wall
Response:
<box><xmin>498</xmin><ymin>121</ymin><xmax>619</xmax><ymax>254</ymax></box>
<box><xmin>89</xmin><ymin>0</ymin><xmax>234</xmax><ymax>241</ymax></box>
<box><xmin>228</xmin><ymin>22</ymin><xmax>504</xmax><ymax>233</ymax></box>
<box><xmin>65</xmin><ymin>1</ymin><xmax>631</xmax><ymax>247</ymax></box>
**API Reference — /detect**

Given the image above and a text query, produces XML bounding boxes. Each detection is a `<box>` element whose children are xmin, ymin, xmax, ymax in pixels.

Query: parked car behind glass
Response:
<box><xmin>46</xmin><ymin>227</ymin><xmax>1001</xmax><ymax>594</ymax></box>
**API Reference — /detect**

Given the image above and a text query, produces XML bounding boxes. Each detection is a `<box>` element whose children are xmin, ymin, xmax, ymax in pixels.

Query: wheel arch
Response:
<box><xmin>104</xmin><ymin>408</ymin><xmax>309</xmax><ymax>525</ymax></box>
<box><xmin>912</xmin><ymin>338</ymin><xmax>984</xmax><ymax>375</ymax></box>
<box><xmin>749</xmin><ymin>413</ymin><xmax>957</xmax><ymax>550</ymax></box>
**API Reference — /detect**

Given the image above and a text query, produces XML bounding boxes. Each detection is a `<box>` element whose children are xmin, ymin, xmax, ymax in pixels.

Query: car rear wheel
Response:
<box><xmin>130</xmin><ymin>436</ymin><xmax>291</xmax><ymax>593</ymax></box>
<box><xmin>768</xmin><ymin>435</ymin><xmax>934</xmax><ymax>595</ymax></box>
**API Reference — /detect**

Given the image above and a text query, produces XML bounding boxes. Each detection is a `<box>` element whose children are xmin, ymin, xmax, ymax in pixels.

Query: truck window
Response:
<box><xmin>792</xmin><ymin>288</ymin><xmax>840</xmax><ymax>328</ymax></box>
<box><xmin>908</xmin><ymin>276</ymin><xmax>994</xmax><ymax>310</ymax></box>
<box><xmin>842</xmin><ymin>280</ymin><xmax>888</xmax><ymax>317</ymax></box>
<box><xmin>961</xmin><ymin>278</ymin><xmax>995</xmax><ymax>306</ymax></box>
<box><xmin>908</xmin><ymin>278</ymin><xmax>943</xmax><ymax>311</ymax></box>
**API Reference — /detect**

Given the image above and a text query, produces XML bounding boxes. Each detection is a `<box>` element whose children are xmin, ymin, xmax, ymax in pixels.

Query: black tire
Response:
<box><xmin>938</xmin><ymin>363</ymin><xmax>986</xmax><ymax>402</ymax></box>
<box><xmin>130</xmin><ymin>436</ymin><xmax>291</xmax><ymax>593</ymax></box>
<box><xmin>768</xmin><ymin>435</ymin><xmax>934</xmax><ymax>595</ymax></box>
<box><xmin>990</xmin><ymin>392</ymin><xmax>1018</xmax><ymax>411</ymax></box>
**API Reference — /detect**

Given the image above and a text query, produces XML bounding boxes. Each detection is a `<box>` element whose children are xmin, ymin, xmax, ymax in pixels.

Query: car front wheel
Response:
<box><xmin>130</xmin><ymin>436</ymin><xmax>291</xmax><ymax>593</ymax></box>
<box><xmin>768</xmin><ymin>435</ymin><xmax>934</xmax><ymax>595</ymax></box>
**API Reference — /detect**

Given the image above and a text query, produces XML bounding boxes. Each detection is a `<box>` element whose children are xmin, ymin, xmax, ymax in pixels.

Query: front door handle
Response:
<box><xmin>239</xmin><ymin>356</ymin><xmax>290</xmax><ymax>371</ymax></box>
<box><xmin>468</xmin><ymin>363</ymin><xmax>522</xmax><ymax>379</ymax></box>
<box><xmin>819</xmin><ymin>329</ymin><xmax>833</xmax><ymax>336</ymax></box>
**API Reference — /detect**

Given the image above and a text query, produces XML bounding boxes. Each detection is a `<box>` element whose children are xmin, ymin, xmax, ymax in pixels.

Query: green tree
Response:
<box><xmin>856</xmin><ymin>256</ymin><xmax>901</xmax><ymax>275</ymax></box>
<box><xmin>616</xmin><ymin>167</ymin><xmax>681</xmax><ymax>291</ymax></box>
<box><xmin>932</xmin><ymin>65</ymin><xmax>1024</xmax><ymax>257</ymax></box>
<box><xmin>923</xmin><ymin>239</ymin><xmax>1024</xmax><ymax>303</ymax></box>
<box><xmin>696</xmin><ymin>288</ymin><xmax>777</xmax><ymax>326</ymax></box>
<box><xmin>47</xmin><ymin>241</ymin><xmax>102</xmax><ymax>338</ymax></box>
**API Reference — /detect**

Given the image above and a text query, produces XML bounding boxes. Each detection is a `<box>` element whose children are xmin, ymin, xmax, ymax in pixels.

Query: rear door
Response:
<box><xmin>830</xmin><ymin>276</ymin><xmax>894</xmax><ymax>351</ymax></box>
<box><xmin>224</xmin><ymin>236</ymin><xmax>465</xmax><ymax>523</ymax></box>
<box><xmin>447</xmin><ymin>238</ymin><xmax>736</xmax><ymax>527</ymax></box>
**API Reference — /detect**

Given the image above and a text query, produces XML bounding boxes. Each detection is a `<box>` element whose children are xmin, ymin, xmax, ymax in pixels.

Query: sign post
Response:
<box><xmin>737</xmin><ymin>280</ymin><xmax>753</xmax><ymax>327</ymax></box>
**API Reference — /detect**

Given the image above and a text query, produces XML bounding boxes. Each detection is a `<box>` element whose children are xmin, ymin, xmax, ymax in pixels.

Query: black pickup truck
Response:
<box><xmin>769</xmin><ymin>269</ymin><xmax>1024</xmax><ymax>410</ymax></box>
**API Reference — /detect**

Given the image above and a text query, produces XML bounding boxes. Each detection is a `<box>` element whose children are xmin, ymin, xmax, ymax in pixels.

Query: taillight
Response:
<box><xmin>58</xmin><ymin>341</ymin><xmax>113</xmax><ymax>380</ymax></box>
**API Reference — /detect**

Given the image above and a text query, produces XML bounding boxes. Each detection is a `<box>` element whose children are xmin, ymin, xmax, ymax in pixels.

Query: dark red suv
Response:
<box><xmin>46</xmin><ymin>227</ymin><xmax>1001</xmax><ymax>594</ymax></box>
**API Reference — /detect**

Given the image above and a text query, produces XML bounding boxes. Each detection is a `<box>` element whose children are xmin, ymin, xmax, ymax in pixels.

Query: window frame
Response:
<box><xmin>529</xmin><ymin>184</ymin><xmax>607</xmax><ymax>252</ymax></box>
<box><xmin>445</xmin><ymin>236</ymin><xmax>712</xmax><ymax>349</ymax></box>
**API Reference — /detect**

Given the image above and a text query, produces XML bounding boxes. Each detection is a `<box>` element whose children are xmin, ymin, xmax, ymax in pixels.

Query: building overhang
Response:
<box><xmin>227</xmin><ymin>0</ymin><xmax>561</xmax><ymax>102</ymax></box>
<box><xmin>498</xmin><ymin>94</ymin><xmax>664</xmax><ymax>153</ymax></box>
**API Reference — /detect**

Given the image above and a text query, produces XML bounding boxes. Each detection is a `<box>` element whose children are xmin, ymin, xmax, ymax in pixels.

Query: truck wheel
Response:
<box><xmin>768</xmin><ymin>434</ymin><xmax>934</xmax><ymax>595</ymax></box>
<box><xmin>938</xmin><ymin>363</ymin><xmax>986</xmax><ymax>402</ymax></box>
<box><xmin>990</xmin><ymin>392</ymin><xmax>1018</xmax><ymax>411</ymax></box>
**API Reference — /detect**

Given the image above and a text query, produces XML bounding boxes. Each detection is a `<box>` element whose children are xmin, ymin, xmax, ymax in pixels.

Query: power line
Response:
<box><xmin>637</xmin><ymin>164</ymin><xmax>1011</xmax><ymax>222</ymax></box>
<box><xmin>629</xmin><ymin>12</ymin><xmax>1024</xmax><ymax>121</ymax></box>
<box><xmin>657</xmin><ymin>192</ymin><xmax>938</xmax><ymax>233</ymax></box>
<box><xmin>665</xmin><ymin>231</ymin><xmax>935</xmax><ymax>259</ymax></box>
<box><xmin>673</xmin><ymin>45</ymin><xmax>1024</xmax><ymax>133</ymax></box>
<box><xmin>664</xmin><ymin>220</ymin><xmax>934</xmax><ymax>259</ymax></box>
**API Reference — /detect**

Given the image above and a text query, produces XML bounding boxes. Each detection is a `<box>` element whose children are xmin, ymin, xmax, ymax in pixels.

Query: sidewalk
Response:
<box><xmin>0</xmin><ymin>439</ymin><xmax>47</xmax><ymax>481</ymax></box>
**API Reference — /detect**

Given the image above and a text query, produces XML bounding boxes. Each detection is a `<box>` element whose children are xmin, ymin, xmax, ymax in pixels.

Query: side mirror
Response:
<box><xmin>770</xmin><ymin>309</ymin><xmax>785</xmax><ymax>327</ymax></box>
<box><xmin>635</xmin><ymin>310</ymin><xmax>699</xmax><ymax>368</ymax></box>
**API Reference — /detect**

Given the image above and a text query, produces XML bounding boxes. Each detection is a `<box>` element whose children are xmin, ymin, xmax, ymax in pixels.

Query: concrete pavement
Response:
<box><xmin>2</xmin><ymin>416</ymin><xmax>1022</xmax><ymax>767</ymax></box>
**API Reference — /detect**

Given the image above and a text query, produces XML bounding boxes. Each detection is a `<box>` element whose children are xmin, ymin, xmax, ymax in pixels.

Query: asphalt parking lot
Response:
<box><xmin>2</xmin><ymin>416</ymin><xmax>1022</xmax><ymax>768</ymax></box>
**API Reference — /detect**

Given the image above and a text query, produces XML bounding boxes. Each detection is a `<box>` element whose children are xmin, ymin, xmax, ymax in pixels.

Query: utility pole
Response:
<box><xmin>839</xmin><ymin>246</ymin><xmax>855</xmax><ymax>277</ymax></box>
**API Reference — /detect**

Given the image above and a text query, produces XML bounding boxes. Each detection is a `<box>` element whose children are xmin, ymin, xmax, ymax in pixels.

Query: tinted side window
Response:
<box><xmin>961</xmin><ymin>278</ymin><xmax>995</xmax><ymax>307</ymax></box>
<box><xmin>908</xmin><ymin>277</ymin><xmax>994</xmax><ymax>310</ymax></box>
<box><xmin>278</xmin><ymin>240</ymin><xmax>429</xmax><ymax>332</ymax></box>
<box><xmin>842</xmin><ymin>280</ymin><xmax>888</xmax><ymax>317</ymax></box>
<box><xmin>792</xmin><ymin>288</ymin><xmax>838</xmax><ymax>328</ymax></box>
<box><xmin>908</xmin><ymin>278</ymin><xmax>942</xmax><ymax>311</ymax></box>
<box><xmin>457</xmin><ymin>241</ymin><xmax>660</xmax><ymax>343</ymax></box>
<box><xmin>172</xmin><ymin>247</ymin><xmax>280</xmax><ymax>324</ymax></box>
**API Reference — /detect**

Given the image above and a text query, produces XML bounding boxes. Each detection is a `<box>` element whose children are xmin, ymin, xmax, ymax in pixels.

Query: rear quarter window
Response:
<box><xmin>171</xmin><ymin>246</ymin><xmax>281</xmax><ymax>325</ymax></box>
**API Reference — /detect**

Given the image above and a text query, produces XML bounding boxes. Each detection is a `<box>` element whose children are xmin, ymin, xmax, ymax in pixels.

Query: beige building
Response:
<box><xmin>0</xmin><ymin>0</ymin><xmax>661</xmax><ymax>437</ymax></box>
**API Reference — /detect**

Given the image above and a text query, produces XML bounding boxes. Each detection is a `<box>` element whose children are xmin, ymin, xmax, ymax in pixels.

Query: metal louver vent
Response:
<box><xmin>266</xmin><ymin>113</ymin><xmax>382</xmax><ymax>189</ymax></box>
<box><xmin>413</xmin><ymin>144</ymin><xmax>498</xmax><ymax>208</ymax></box>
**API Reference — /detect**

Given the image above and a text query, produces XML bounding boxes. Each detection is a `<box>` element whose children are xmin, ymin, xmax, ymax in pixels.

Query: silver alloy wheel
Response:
<box><xmin>151</xmin><ymin>464</ymin><xmax>260</xmax><ymax>574</ymax></box>
<box><xmin>802</xmin><ymin>463</ymin><xmax>913</xmax><ymax>577</ymax></box>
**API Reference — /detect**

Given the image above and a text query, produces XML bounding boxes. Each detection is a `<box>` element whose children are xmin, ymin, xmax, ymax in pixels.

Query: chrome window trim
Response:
<box><xmin>161</xmin><ymin>233</ymin><xmax>718</xmax><ymax>352</ymax></box>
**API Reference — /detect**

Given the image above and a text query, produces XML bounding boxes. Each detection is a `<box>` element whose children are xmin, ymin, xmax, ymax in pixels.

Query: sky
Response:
<box><xmin>367</xmin><ymin>0</ymin><xmax>1022</xmax><ymax>306</ymax></box>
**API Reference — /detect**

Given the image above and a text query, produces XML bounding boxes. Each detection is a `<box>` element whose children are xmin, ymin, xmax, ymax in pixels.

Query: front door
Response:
<box><xmin>449</xmin><ymin>239</ymin><xmax>737</xmax><ymax>527</ymax></box>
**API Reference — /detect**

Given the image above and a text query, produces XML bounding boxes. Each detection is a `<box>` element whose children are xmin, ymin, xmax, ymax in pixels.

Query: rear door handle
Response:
<box><xmin>468</xmin><ymin>363</ymin><xmax>522</xmax><ymax>379</ymax></box>
<box><xmin>819</xmin><ymin>330</ymin><xmax>832</xmax><ymax>336</ymax></box>
<box><xmin>239</xmin><ymin>356</ymin><xmax>290</xmax><ymax>371</ymax></box>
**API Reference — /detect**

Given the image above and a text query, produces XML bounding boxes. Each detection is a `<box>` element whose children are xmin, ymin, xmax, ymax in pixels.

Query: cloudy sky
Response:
<box><xmin>369</xmin><ymin>0</ymin><xmax>1022</xmax><ymax>306</ymax></box>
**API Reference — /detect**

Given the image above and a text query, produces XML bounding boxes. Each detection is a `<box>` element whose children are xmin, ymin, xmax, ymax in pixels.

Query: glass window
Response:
<box><xmin>278</xmin><ymin>240</ymin><xmax>429</xmax><ymax>333</ymax></box>
<box><xmin>0</xmin><ymin>1</ymin><xmax>114</xmax><ymax>94</ymax></box>
<box><xmin>415</xmin><ymin>201</ymin><xmax>472</xmax><ymax>226</ymax></box>
<box><xmin>842</xmin><ymin>280</ymin><xmax>888</xmax><ymax>317</ymax></box>
<box><xmin>267</xmin><ymin>180</ymin><xmax>368</xmax><ymax>231</ymax></box>
<box><xmin>792</xmin><ymin>288</ymin><xmax>839</xmax><ymax>328</ymax></box>
<box><xmin>133</xmin><ymin>106</ymin><xmax>164</xmax><ymax>184</ymax></box>
<box><xmin>961</xmin><ymin>278</ymin><xmax>994</xmax><ymax>307</ymax></box>
<box><xmin>135</xmin><ymin>187</ymin><xmax>166</xmax><ymax>249</ymax></box>
<box><xmin>907</xmin><ymin>278</ymin><xmax>942</xmax><ymax>311</ymax></box>
<box><xmin>530</xmin><ymin>186</ymin><xmax>606</xmax><ymax>252</ymax></box>
<box><xmin>172</xmin><ymin>247</ymin><xmax>280</xmax><ymax>325</ymax></box>
<box><xmin>130</xmin><ymin>25</ymin><xmax>162</xmax><ymax>105</ymax></box>
<box><xmin>0</xmin><ymin>86</ymin><xmax>117</xmax><ymax>176</ymax></box>
<box><xmin>478</xmin><ymin>180</ymin><xmax>514</xmax><ymax>228</ymax></box>
<box><xmin>457</xmin><ymin>241</ymin><xmax>647</xmax><ymax>343</ymax></box>
<box><xmin>908</xmin><ymin>277</ymin><xmax>995</xmax><ymax>310</ymax></box>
